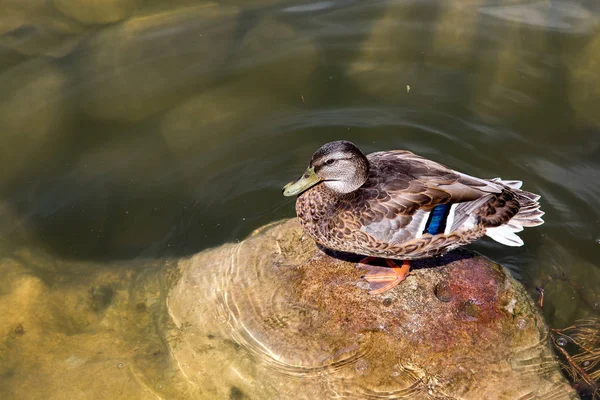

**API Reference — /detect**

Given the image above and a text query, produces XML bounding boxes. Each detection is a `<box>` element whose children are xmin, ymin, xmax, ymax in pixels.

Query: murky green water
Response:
<box><xmin>1</xmin><ymin>0</ymin><xmax>599</xmax><ymax>398</ymax></box>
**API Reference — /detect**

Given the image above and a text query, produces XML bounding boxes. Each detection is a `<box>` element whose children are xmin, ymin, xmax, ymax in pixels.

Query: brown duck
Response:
<box><xmin>282</xmin><ymin>140</ymin><xmax>544</xmax><ymax>294</ymax></box>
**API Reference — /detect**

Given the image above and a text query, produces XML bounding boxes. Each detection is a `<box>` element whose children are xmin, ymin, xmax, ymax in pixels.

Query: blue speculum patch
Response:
<box><xmin>424</xmin><ymin>204</ymin><xmax>451</xmax><ymax>235</ymax></box>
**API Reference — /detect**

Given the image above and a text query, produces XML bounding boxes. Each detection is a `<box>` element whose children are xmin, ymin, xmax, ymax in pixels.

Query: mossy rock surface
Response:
<box><xmin>167</xmin><ymin>218</ymin><xmax>577</xmax><ymax>399</ymax></box>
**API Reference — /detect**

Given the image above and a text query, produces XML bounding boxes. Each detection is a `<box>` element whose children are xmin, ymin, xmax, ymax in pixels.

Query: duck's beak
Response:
<box><xmin>282</xmin><ymin>166</ymin><xmax>322</xmax><ymax>197</ymax></box>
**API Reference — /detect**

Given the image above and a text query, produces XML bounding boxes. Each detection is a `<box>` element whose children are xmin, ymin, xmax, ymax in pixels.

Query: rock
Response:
<box><xmin>467</xmin><ymin>1</ymin><xmax>596</xmax><ymax>122</ymax></box>
<box><xmin>29</xmin><ymin>133</ymin><xmax>185</xmax><ymax>259</ymax></box>
<box><xmin>348</xmin><ymin>1</ymin><xmax>593</xmax><ymax>124</ymax></box>
<box><xmin>467</xmin><ymin>21</ymin><xmax>550</xmax><ymax>122</ymax></box>
<box><xmin>0</xmin><ymin>253</ymin><xmax>176</xmax><ymax>399</ymax></box>
<box><xmin>53</xmin><ymin>0</ymin><xmax>142</xmax><ymax>25</ymax></box>
<box><xmin>0</xmin><ymin>219</ymin><xmax>578</xmax><ymax>398</ymax></box>
<box><xmin>229</xmin><ymin>16</ymin><xmax>318</xmax><ymax>96</ymax></box>
<box><xmin>0</xmin><ymin>59</ymin><xmax>69</xmax><ymax>190</ymax></box>
<box><xmin>533</xmin><ymin>239</ymin><xmax>600</xmax><ymax>328</ymax></box>
<box><xmin>160</xmin><ymin>79</ymin><xmax>294</xmax><ymax>158</ymax></box>
<box><xmin>0</xmin><ymin>28</ymin><xmax>86</xmax><ymax>58</ymax></box>
<box><xmin>158</xmin><ymin>16</ymin><xmax>315</xmax><ymax>164</ymax></box>
<box><xmin>427</xmin><ymin>1</ymin><xmax>487</xmax><ymax>70</ymax></box>
<box><xmin>0</xmin><ymin>46</ymin><xmax>26</xmax><ymax>71</ymax></box>
<box><xmin>218</xmin><ymin>0</ymin><xmax>282</xmax><ymax>6</ymax></box>
<box><xmin>346</xmin><ymin>7</ymin><xmax>418</xmax><ymax>102</ymax></box>
<box><xmin>0</xmin><ymin>0</ymin><xmax>88</xmax><ymax>57</ymax></box>
<box><xmin>167</xmin><ymin>219</ymin><xmax>577</xmax><ymax>399</ymax></box>
<box><xmin>76</xmin><ymin>3</ymin><xmax>239</xmax><ymax>123</ymax></box>
<box><xmin>567</xmin><ymin>32</ymin><xmax>600</xmax><ymax>127</ymax></box>
<box><xmin>0</xmin><ymin>202</ymin><xmax>38</xmax><ymax>255</ymax></box>
<box><xmin>0</xmin><ymin>260</ymin><xmax>48</xmax><ymax>343</ymax></box>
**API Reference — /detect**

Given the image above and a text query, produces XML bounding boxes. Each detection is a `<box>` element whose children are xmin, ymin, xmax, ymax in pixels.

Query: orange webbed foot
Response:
<box><xmin>356</xmin><ymin>258</ymin><xmax>411</xmax><ymax>295</ymax></box>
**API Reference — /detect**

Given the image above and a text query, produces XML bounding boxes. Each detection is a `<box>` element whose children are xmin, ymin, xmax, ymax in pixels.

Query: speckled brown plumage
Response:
<box><xmin>295</xmin><ymin>150</ymin><xmax>542</xmax><ymax>260</ymax></box>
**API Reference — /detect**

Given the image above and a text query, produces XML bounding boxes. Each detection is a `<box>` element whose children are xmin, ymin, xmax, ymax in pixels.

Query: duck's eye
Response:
<box><xmin>324</xmin><ymin>159</ymin><xmax>335</xmax><ymax>166</ymax></box>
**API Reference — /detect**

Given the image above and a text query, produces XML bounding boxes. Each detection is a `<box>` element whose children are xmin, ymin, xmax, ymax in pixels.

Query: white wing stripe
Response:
<box><xmin>415</xmin><ymin>210</ymin><xmax>430</xmax><ymax>238</ymax></box>
<box><xmin>444</xmin><ymin>203</ymin><xmax>459</xmax><ymax>234</ymax></box>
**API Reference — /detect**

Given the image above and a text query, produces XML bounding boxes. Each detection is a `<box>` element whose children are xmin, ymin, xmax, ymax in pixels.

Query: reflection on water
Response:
<box><xmin>1</xmin><ymin>0</ymin><xmax>599</xmax><ymax>398</ymax></box>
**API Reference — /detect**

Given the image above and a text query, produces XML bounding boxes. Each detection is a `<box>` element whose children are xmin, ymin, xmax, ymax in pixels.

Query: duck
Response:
<box><xmin>282</xmin><ymin>140</ymin><xmax>544</xmax><ymax>294</ymax></box>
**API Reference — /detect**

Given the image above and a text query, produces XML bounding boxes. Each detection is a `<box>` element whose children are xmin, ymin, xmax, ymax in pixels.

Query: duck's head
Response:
<box><xmin>282</xmin><ymin>140</ymin><xmax>369</xmax><ymax>197</ymax></box>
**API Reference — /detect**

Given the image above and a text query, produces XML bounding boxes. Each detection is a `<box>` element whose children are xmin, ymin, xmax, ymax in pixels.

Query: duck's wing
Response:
<box><xmin>337</xmin><ymin>150</ymin><xmax>519</xmax><ymax>245</ymax></box>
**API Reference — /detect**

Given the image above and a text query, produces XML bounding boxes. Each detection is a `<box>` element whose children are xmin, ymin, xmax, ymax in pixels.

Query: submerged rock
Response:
<box><xmin>467</xmin><ymin>19</ymin><xmax>551</xmax><ymax>122</ymax></box>
<box><xmin>76</xmin><ymin>3</ymin><xmax>239</xmax><ymax>123</ymax></box>
<box><xmin>0</xmin><ymin>218</ymin><xmax>578</xmax><ymax>398</ymax></box>
<box><xmin>346</xmin><ymin>7</ymin><xmax>417</xmax><ymax>102</ymax></box>
<box><xmin>167</xmin><ymin>219</ymin><xmax>577</xmax><ymax>399</ymax></box>
<box><xmin>0</xmin><ymin>251</ymin><xmax>175</xmax><ymax>399</ymax></box>
<box><xmin>0</xmin><ymin>59</ymin><xmax>70</xmax><ymax>190</ymax></box>
<box><xmin>567</xmin><ymin>32</ymin><xmax>600</xmax><ymax>128</ymax></box>
<box><xmin>229</xmin><ymin>16</ymin><xmax>318</xmax><ymax>96</ymax></box>
<box><xmin>53</xmin><ymin>0</ymin><xmax>142</xmax><ymax>25</ymax></box>
<box><xmin>348</xmin><ymin>1</ymin><xmax>593</xmax><ymax>124</ymax></box>
<box><xmin>0</xmin><ymin>0</ymin><xmax>88</xmax><ymax>57</ymax></box>
<box><xmin>160</xmin><ymin>79</ymin><xmax>294</xmax><ymax>158</ymax></box>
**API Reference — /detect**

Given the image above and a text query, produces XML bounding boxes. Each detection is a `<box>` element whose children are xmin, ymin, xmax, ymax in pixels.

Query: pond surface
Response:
<box><xmin>1</xmin><ymin>0</ymin><xmax>599</xmax><ymax>398</ymax></box>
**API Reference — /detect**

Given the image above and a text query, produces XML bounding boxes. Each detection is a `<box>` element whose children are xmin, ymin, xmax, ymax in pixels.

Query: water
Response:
<box><xmin>1</xmin><ymin>0</ymin><xmax>599</xmax><ymax>398</ymax></box>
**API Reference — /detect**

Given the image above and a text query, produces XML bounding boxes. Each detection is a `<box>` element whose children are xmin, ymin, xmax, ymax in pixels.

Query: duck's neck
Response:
<box><xmin>323</xmin><ymin>176</ymin><xmax>366</xmax><ymax>194</ymax></box>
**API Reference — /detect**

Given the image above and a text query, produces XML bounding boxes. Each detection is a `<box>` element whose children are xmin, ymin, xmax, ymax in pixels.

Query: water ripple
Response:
<box><xmin>479</xmin><ymin>1</ymin><xmax>599</xmax><ymax>33</ymax></box>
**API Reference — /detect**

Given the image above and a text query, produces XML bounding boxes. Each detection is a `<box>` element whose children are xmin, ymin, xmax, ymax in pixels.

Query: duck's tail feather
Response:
<box><xmin>485</xmin><ymin>179</ymin><xmax>544</xmax><ymax>246</ymax></box>
<box><xmin>490</xmin><ymin>177</ymin><xmax>523</xmax><ymax>189</ymax></box>
<box><xmin>486</xmin><ymin>224</ymin><xmax>525</xmax><ymax>246</ymax></box>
